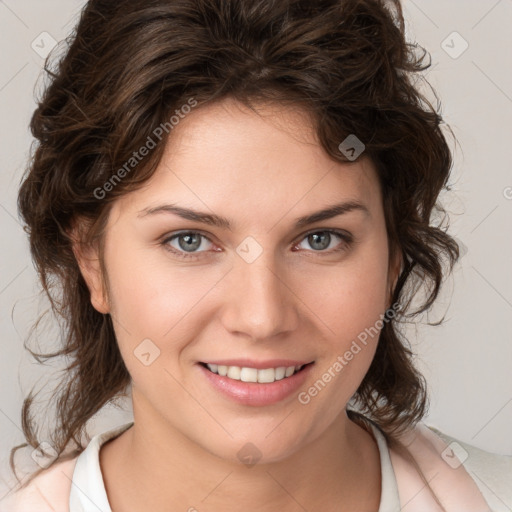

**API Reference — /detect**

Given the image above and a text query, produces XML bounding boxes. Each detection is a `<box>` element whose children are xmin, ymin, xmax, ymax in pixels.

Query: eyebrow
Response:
<box><xmin>137</xmin><ymin>200</ymin><xmax>370</xmax><ymax>230</ymax></box>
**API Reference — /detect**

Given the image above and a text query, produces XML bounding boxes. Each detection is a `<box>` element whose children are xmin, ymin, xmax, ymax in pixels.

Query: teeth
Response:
<box><xmin>240</xmin><ymin>367</ymin><xmax>258</xmax><ymax>383</ymax></box>
<box><xmin>285</xmin><ymin>366</ymin><xmax>295</xmax><ymax>377</ymax></box>
<box><xmin>257</xmin><ymin>368</ymin><xmax>275</xmax><ymax>383</ymax></box>
<box><xmin>205</xmin><ymin>364</ymin><xmax>303</xmax><ymax>383</ymax></box>
<box><xmin>227</xmin><ymin>366</ymin><xmax>241</xmax><ymax>380</ymax></box>
<box><xmin>274</xmin><ymin>367</ymin><xmax>286</xmax><ymax>380</ymax></box>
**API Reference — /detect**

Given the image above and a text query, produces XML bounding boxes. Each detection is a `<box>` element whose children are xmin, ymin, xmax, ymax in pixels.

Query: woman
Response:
<box><xmin>2</xmin><ymin>0</ymin><xmax>511</xmax><ymax>510</ymax></box>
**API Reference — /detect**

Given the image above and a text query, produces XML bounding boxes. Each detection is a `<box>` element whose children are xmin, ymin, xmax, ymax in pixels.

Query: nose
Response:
<box><xmin>219</xmin><ymin>251</ymin><xmax>300</xmax><ymax>341</ymax></box>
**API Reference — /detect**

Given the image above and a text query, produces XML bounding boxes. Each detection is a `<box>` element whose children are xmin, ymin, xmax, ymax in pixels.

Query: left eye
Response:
<box><xmin>295</xmin><ymin>230</ymin><xmax>349</xmax><ymax>252</ymax></box>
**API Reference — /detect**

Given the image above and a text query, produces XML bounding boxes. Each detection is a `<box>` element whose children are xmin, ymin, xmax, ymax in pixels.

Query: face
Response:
<box><xmin>79</xmin><ymin>98</ymin><xmax>399</xmax><ymax>464</ymax></box>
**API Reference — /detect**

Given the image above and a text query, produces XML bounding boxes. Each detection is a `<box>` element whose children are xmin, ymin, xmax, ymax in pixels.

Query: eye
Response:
<box><xmin>161</xmin><ymin>228</ymin><xmax>353</xmax><ymax>260</ymax></box>
<box><xmin>294</xmin><ymin>229</ymin><xmax>352</xmax><ymax>254</ymax></box>
<box><xmin>162</xmin><ymin>231</ymin><xmax>216</xmax><ymax>259</ymax></box>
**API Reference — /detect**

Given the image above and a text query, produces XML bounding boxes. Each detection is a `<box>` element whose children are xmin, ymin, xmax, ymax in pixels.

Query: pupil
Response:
<box><xmin>309</xmin><ymin>232</ymin><xmax>330</xmax><ymax>251</ymax></box>
<box><xmin>179</xmin><ymin>233</ymin><xmax>201</xmax><ymax>252</ymax></box>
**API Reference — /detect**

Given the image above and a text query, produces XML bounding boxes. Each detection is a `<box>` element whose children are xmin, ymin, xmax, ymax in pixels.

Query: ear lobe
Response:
<box><xmin>71</xmin><ymin>232</ymin><xmax>110</xmax><ymax>314</ymax></box>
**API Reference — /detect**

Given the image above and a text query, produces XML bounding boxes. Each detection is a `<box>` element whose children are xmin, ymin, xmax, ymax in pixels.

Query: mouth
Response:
<box><xmin>199</xmin><ymin>361</ymin><xmax>314</xmax><ymax>383</ymax></box>
<box><xmin>198</xmin><ymin>360</ymin><xmax>315</xmax><ymax>406</ymax></box>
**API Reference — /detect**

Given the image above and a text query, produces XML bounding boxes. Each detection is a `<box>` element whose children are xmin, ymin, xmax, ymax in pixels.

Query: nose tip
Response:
<box><xmin>220</xmin><ymin>258</ymin><xmax>299</xmax><ymax>341</ymax></box>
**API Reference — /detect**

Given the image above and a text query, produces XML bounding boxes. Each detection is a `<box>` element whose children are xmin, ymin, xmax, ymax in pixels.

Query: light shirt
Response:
<box><xmin>68</xmin><ymin>421</ymin><xmax>400</xmax><ymax>511</ymax></box>
<box><xmin>3</xmin><ymin>420</ymin><xmax>511</xmax><ymax>511</ymax></box>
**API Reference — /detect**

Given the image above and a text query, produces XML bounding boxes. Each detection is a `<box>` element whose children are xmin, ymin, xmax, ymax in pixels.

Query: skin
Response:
<box><xmin>75</xmin><ymin>97</ymin><xmax>400</xmax><ymax>511</ymax></box>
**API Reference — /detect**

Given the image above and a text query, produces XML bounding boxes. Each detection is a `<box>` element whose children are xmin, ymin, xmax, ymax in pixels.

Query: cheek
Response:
<box><xmin>293</xmin><ymin>236</ymin><xmax>390</xmax><ymax>403</ymax></box>
<box><xmin>295</xmin><ymin>240</ymin><xmax>390</xmax><ymax>344</ymax></box>
<box><xmin>102</xmin><ymin>236</ymin><xmax>229</xmax><ymax>374</ymax></box>
<box><xmin>295</xmin><ymin>267</ymin><xmax>388</xmax><ymax>424</ymax></box>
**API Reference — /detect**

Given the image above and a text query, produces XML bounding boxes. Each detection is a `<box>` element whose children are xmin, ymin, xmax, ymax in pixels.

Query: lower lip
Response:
<box><xmin>198</xmin><ymin>363</ymin><xmax>314</xmax><ymax>406</ymax></box>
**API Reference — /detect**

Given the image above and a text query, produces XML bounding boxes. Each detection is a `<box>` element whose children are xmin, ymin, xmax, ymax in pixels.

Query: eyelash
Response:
<box><xmin>161</xmin><ymin>229</ymin><xmax>353</xmax><ymax>260</ymax></box>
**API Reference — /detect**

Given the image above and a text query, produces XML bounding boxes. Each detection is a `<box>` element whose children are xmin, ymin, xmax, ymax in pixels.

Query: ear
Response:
<box><xmin>387</xmin><ymin>245</ymin><xmax>402</xmax><ymax>309</ymax></box>
<box><xmin>70</xmin><ymin>228</ymin><xmax>110</xmax><ymax>314</ymax></box>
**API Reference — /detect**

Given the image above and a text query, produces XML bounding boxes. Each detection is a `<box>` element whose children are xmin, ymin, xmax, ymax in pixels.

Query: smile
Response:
<box><xmin>198</xmin><ymin>360</ymin><xmax>314</xmax><ymax>406</ymax></box>
<box><xmin>204</xmin><ymin>363</ymin><xmax>306</xmax><ymax>383</ymax></box>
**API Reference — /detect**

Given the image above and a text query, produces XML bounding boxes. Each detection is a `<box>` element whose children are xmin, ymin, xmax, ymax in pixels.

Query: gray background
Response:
<box><xmin>1</xmin><ymin>0</ymin><xmax>511</xmax><ymax>495</ymax></box>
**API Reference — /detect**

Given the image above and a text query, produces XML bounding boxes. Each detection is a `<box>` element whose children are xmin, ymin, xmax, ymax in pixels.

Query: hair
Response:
<box><xmin>11</xmin><ymin>0</ymin><xmax>459</xmax><ymax>490</ymax></box>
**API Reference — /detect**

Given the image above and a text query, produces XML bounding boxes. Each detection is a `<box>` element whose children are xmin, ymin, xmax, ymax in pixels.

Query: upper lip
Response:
<box><xmin>200</xmin><ymin>359</ymin><xmax>314</xmax><ymax>369</ymax></box>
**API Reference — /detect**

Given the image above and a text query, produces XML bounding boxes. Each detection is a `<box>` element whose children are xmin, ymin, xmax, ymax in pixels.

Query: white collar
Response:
<box><xmin>69</xmin><ymin>421</ymin><xmax>400</xmax><ymax>511</ymax></box>
<box><xmin>69</xmin><ymin>422</ymin><xmax>133</xmax><ymax>512</ymax></box>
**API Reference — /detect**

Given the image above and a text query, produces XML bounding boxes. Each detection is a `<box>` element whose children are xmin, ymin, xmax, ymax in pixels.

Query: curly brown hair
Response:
<box><xmin>10</xmin><ymin>0</ymin><xmax>459</xmax><ymax>488</ymax></box>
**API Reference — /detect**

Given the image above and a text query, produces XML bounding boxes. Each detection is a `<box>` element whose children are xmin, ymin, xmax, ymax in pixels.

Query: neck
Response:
<box><xmin>100</xmin><ymin>399</ymin><xmax>381</xmax><ymax>511</ymax></box>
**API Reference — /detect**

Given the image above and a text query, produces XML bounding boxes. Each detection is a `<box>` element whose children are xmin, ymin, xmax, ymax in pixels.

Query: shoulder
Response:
<box><xmin>0</xmin><ymin>456</ymin><xmax>78</xmax><ymax>512</ymax></box>
<box><xmin>429</xmin><ymin>426</ymin><xmax>512</xmax><ymax>511</ymax></box>
<box><xmin>392</xmin><ymin>422</ymin><xmax>512</xmax><ymax>512</ymax></box>
<box><xmin>1</xmin><ymin>421</ymin><xmax>134</xmax><ymax>512</ymax></box>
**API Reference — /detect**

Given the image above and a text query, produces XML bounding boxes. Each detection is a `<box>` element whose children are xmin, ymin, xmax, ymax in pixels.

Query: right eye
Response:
<box><xmin>162</xmin><ymin>231</ymin><xmax>217</xmax><ymax>259</ymax></box>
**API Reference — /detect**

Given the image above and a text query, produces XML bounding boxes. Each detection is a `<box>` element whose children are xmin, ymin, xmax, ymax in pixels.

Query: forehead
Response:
<box><xmin>111</xmin><ymin>98</ymin><xmax>382</xmax><ymax>223</ymax></box>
